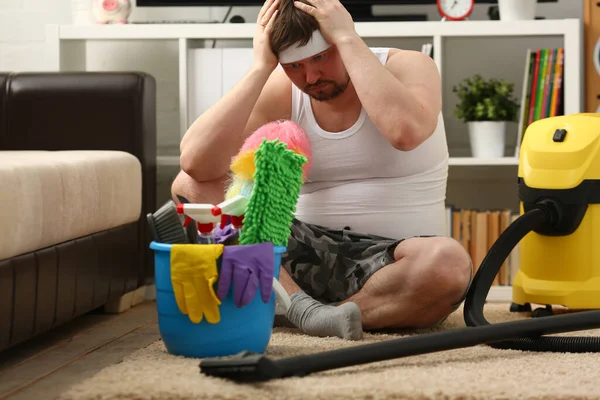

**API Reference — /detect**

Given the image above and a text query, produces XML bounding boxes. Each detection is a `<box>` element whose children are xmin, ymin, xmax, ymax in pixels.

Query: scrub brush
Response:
<box><xmin>146</xmin><ymin>200</ymin><xmax>189</xmax><ymax>244</ymax></box>
<box><xmin>238</xmin><ymin>138</ymin><xmax>307</xmax><ymax>247</ymax></box>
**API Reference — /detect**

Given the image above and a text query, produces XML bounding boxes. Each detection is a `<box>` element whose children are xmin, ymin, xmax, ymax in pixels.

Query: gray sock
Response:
<box><xmin>286</xmin><ymin>291</ymin><xmax>363</xmax><ymax>340</ymax></box>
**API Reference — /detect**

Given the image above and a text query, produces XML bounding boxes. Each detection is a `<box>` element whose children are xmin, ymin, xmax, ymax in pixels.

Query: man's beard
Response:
<box><xmin>304</xmin><ymin>74</ymin><xmax>350</xmax><ymax>101</ymax></box>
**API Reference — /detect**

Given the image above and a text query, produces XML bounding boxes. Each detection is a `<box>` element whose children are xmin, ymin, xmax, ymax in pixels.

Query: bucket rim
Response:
<box><xmin>149</xmin><ymin>241</ymin><xmax>287</xmax><ymax>254</ymax></box>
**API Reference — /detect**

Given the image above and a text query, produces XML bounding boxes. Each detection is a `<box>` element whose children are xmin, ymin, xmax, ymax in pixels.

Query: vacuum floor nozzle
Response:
<box><xmin>200</xmin><ymin>351</ymin><xmax>284</xmax><ymax>382</ymax></box>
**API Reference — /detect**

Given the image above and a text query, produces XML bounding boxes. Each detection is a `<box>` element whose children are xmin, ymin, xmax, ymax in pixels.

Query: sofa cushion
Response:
<box><xmin>0</xmin><ymin>150</ymin><xmax>142</xmax><ymax>261</ymax></box>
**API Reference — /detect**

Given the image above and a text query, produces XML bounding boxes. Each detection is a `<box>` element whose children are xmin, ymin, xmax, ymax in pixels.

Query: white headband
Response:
<box><xmin>278</xmin><ymin>29</ymin><xmax>332</xmax><ymax>64</ymax></box>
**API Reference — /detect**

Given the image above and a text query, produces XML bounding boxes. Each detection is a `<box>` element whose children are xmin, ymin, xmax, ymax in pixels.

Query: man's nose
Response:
<box><xmin>305</xmin><ymin>67</ymin><xmax>321</xmax><ymax>84</ymax></box>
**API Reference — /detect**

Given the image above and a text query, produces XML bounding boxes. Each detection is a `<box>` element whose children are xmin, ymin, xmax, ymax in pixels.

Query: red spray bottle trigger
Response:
<box><xmin>176</xmin><ymin>203</ymin><xmax>193</xmax><ymax>227</ymax></box>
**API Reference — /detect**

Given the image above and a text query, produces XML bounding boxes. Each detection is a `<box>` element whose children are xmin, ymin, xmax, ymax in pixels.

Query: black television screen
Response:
<box><xmin>136</xmin><ymin>0</ymin><xmax>441</xmax><ymax>5</ymax></box>
<box><xmin>136</xmin><ymin>0</ymin><xmax>442</xmax><ymax>22</ymax></box>
<box><xmin>135</xmin><ymin>0</ymin><xmax>557</xmax><ymax>22</ymax></box>
<box><xmin>137</xmin><ymin>0</ymin><xmax>555</xmax><ymax>5</ymax></box>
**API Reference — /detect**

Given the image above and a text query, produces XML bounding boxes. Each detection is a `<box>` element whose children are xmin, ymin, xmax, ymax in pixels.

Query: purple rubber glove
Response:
<box><xmin>213</xmin><ymin>223</ymin><xmax>238</xmax><ymax>245</ymax></box>
<box><xmin>217</xmin><ymin>242</ymin><xmax>275</xmax><ymax>307</ymax></box>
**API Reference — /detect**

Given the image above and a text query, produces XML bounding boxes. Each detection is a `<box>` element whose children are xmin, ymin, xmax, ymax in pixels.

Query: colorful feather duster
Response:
<box><xmin>225</xmin><ymin>120</ymin><xmax>312</xmax><ymax>200</ymax></box>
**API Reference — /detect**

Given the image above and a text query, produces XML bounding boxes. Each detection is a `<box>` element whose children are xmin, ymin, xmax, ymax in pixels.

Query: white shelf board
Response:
<box><xmin>158</xmin><ymin>155</ymin><xmax>519</xmax><ymax>167</ymax></box>
<box><xmin>487</xmin><ymin>286</ymin><xmax>513</xmax><ymax>303</ymax></box>
<box><xmin>52</xmin><ymin>18</ymin><xmax>580</xmax><ymax>40</ymax></box>
<box><xmin>449</xmin><ymin>157</ymin><xmax>519</xmax><ymax>166</ymax></box>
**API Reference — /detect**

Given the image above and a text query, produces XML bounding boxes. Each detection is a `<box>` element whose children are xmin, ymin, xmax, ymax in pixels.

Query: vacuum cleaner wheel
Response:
<box><xmin>510</xmin><ymin>303</ymin><xmax>553</xmax><ymax>318</ymax></box>
<box><xmin>531</xmin><ymin>305</ymin><xmax>554</xmax><ymax>318</ymax></box>
<box><xmin>509</xmin><ymin>302</ymin><xmax>532</xmax><ymax>313</ymax></box>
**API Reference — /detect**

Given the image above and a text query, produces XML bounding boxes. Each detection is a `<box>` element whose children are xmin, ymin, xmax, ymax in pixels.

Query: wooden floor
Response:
<box><xmin>0</xmin><ymin>301</ymin><xmax>160</xmax><ymax>400</ymax></box>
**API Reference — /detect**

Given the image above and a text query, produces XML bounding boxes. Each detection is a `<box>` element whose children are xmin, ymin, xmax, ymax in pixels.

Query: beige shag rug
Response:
<box><xmin>59</xmin><ymin>303</ymin><xmax>600</xmax><ymax>400</ymax></box>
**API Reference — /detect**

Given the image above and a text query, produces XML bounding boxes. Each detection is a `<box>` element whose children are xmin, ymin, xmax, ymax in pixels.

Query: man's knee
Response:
<box><xmin>398</xmin><ymin>236</ymin><xmax>472</xmax><ymax>303</ymax></box>
<box><xmin>425</xmin><ymin>237</ymin><xmax>473</xmax><ymax>304</ymax></box>
<box><xmin>395</xmin><ymin>237</ymin><xmax>472</xmax><ymax>328</ymax></box>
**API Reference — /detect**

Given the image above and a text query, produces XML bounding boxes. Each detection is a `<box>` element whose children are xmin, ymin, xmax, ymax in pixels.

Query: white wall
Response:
<box><xmin>0</xmin><ymin>0</ymin><xmax>584</xmax><ymax>206</ymax></box>
<box><xmin>0</xmin><ymin>0</ymin><xmax>69</xmax><ymax>71</ymax></box>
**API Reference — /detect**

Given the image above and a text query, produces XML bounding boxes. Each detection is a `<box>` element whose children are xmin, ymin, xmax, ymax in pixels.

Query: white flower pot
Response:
<box><xmin>498</xmin><ymin>0</ymin><xmax>537</xmax><ymax>21</ymax></box>
<box><xmin>468</xmin><ymin>121</ymin><xmax>507</xmax><ymax>158</ymax></box>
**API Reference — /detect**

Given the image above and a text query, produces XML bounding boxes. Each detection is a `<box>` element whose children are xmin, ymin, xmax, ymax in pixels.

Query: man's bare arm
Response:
<box><xmin>180</xmin><ymin>66</ymin><xmax>260</xmax><ymax>181</ymax></box>
<box><xmin>335</xmin><ymin>37</ymin><xmax>442</xmax><ymax>151</ymax></box>
<box><xmin>292</xmin><ymin>0</ymin><xmax>441</xmax><ymax>151</ymax></box>
<box><xmin>179</xmin><ymin>0</ymin><xmax>289</xmax><ymax>182</ymax></box>
<box><xmin>180</xmin><ymin>67</ymin><xmax>291</xmax><ymax>182</ymax></box>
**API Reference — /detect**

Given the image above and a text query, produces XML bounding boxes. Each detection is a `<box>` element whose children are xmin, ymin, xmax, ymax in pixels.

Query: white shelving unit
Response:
<box><xmin>45</xmin><ymin>18</ymin><xmax>583</xmax><ymax>302</ymax></box>
<box><xmin>45</xmin><ymin>18</ymin><xmax>582</xmax><ymax>154</ymax></box>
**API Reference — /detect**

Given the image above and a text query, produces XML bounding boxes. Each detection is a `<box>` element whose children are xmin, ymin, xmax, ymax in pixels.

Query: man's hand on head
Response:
<box><xmin>293</xmin><ymin>0</ymin><xmax>357</xmax><ymax>45</ymax></box>
<box><xmin>254</xmin><ymin>0</ymin><xmax>280</xmax><ymax>72</ymax></box>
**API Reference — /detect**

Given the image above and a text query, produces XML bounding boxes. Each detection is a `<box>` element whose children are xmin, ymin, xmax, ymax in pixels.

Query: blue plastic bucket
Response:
<box><xmin>150</xmin><ymin>241</ymin><xmax>286</xmax><ymax>358</ymax></box>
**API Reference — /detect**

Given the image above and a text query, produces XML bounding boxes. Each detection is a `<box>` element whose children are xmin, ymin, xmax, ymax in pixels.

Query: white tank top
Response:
<box><xmin>291</xmin><ymin>47</ymin><xmax>449</xmax><ymax>239</ymax></box>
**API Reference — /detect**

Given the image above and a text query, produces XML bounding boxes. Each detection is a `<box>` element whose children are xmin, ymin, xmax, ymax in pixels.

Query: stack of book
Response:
<box><xmin>445</xmin><ymin>207</ymin><xmax>521</xmax><ymax>286</ymax></box>
<box><xmin>515</xmin><ymin>47</ymin><xmax>565</xmax><ymax>155</ymax></box>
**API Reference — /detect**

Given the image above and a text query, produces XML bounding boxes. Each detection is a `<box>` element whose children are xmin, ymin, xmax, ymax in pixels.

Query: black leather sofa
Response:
<box><xmin>0</xmin><ymin>72</ymin><xmax>157</xmax><ymax>352</ymax></box>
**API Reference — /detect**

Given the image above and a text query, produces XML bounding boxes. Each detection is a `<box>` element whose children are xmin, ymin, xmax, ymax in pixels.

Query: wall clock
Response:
<box><xmin>437</xmin><ymin>0</ymin><xmax>475</xmax><ymax>21</ymax></box>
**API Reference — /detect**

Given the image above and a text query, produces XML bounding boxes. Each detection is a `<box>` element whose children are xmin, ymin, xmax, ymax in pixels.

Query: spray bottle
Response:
<box><xmin>211</xmin><ymin>194</ymin><xmax>249</xmax><ymax>237</ymax></box>
<box><xmin>176</xmin><ymin>203</ymin><xmax>221</xmax><ymax>244</ymax></box>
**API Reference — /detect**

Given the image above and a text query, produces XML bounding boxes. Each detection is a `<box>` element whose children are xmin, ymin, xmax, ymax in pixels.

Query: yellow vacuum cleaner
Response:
<box><xmin>511</xmin><ymin>113</ymin><xmax>600</xmax><ymax>317</ymax></box>
<box><xmin>199</xmin><ymin>113</ymin><xmax>600</xmax><ymax>382</ymax></box>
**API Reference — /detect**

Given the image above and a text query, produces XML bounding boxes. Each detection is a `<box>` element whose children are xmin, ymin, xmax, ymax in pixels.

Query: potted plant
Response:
<box><xmin>453</xmin><ymin>74</ymin><xmax>520</xmax><ymax>158</ymax></box>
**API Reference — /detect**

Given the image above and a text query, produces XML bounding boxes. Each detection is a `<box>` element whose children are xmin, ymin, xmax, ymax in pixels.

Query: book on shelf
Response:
<box><xmin>445</xmin><ymin>206</ymin><xmax>520</xmax><ymax>287</ymax></box>
<box><xmin>421</xmin><ymin>42</ymin><xmax>433</xmax><ymax>57</ymax></box>
<box><xmin>515</xmin><ymin>47</ymin><xmax>565</xmax><ymax>156</ymax></box>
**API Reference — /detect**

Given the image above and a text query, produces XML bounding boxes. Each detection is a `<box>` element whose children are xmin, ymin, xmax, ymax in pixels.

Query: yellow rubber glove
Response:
<box><xmin>170</xmin><ymin>244</ymin><xmax>224</xmax><ymax>324</ymax></box>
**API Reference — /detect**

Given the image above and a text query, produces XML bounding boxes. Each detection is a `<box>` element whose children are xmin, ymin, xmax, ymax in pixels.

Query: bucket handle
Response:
<box><xmin>272</xmin><ymin>278</ymin><xmax>291</xmax><ymax>313</ymax></box>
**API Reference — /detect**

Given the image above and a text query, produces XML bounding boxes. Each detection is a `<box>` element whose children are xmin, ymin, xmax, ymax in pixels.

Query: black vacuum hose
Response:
<box><xmin>463</xmin><ymin>202</ymin><xmax>600</xmax><ymax>352</ymax></box>
<box><xmin>199</xmin><ymin>200</ymin><xmax>600</xmax><ymax>382</ymax></box>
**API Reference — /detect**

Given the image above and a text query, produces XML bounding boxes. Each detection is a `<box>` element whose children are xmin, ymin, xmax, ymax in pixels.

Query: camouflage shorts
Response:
<box><xmin>281</xmin><ymin>218</ymin><xmax>438</xmax><ymax>304</ymax></box>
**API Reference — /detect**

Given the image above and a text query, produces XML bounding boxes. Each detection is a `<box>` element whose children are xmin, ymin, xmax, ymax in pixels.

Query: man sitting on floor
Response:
<box><xmin>171</xmin><ymin>0</ymin><xmax>473</xmax><ymax>340</ymax></box>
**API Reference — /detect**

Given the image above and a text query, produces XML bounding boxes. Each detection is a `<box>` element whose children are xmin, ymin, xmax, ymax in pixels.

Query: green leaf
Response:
<box><xmin>452</xmin><ymin>74</ymin><xmax>520</xmax><ymax>124</ymax></box>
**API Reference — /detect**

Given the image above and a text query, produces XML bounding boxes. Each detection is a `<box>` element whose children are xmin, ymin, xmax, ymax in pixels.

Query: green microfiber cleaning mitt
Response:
<box><xmin>239</xmin><ymin>138</ymin><xmax>307</xmax><ymax>247</ymax></box>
